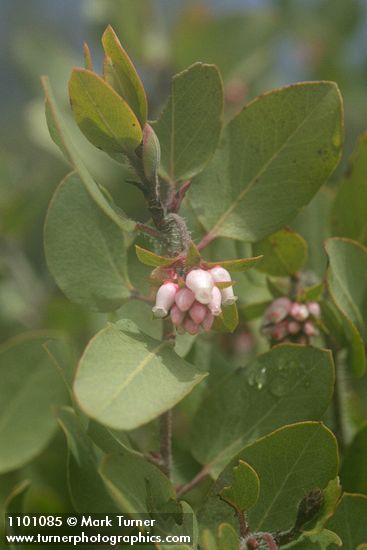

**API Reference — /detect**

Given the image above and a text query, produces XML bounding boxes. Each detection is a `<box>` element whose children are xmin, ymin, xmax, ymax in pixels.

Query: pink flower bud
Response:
<box><xmin>271</xmin><ymin>321</ymin><xmax>288</xmax><ymax>341</ymax></box>
<box><xmin>307</xmin><ymin>301</ymin><xmax>321</xmax><ymax>318</ymax></box>
<box><xmin>185</xmin><ymin>269</ymin><xmax>214</xmax><ymax>305</ymax></box>
<box><xmin>175</xmin><ymin>288</ymin><xmax>195</xmax><ymax>312</ymax></box>
<box><xmin>183</xmin><ymin>317</ymin><xmax>200</xmax><ymax>336</ymax></box>
<box><xmin>265</xmin><ymin>297</ymin><xmax>292</xmax><ymax>323</ymax></box>
<box><xmin>304</xmin><ymin>321</ymin><xmax>317</xmax><ymax>336</ymax></box>
<box><xmin>202</xmin><ymin>310</ymin><xmax>214</xmax><ymax>332</ymax></box>
<box><xmin>152</xmin><ymin>282</ymin><xmax>178</xmax><ymax>318</ymax></box>
<box><xmin>208</xmin><ymin>285</ymin><xmax>222</xmax><ymax>316</ymax></box>
<box><xmin>189</xmin><ymin>302</ymin><xmax>207</xmax><ymax>324</ymax></box>
<box><xmin>170</xmin><ymin>304</ymin><xmax>185</xmax><ymax>327</ymax></box>
<box><xmin>290</xmin><ymin>302</ymin><xmax>309</xmax><ymax>322</ymax></box>
<box><xmin>288</xmin><ymin>321</ymin><xmax>301</xmax><ymax>334</ymax></box>
<box><xmin>209</xmin><ymin>266</ymin><xmax>237</xmax><ymax>306</ymax></box>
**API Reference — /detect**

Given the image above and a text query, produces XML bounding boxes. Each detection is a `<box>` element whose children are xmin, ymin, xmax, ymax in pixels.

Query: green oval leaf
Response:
<box><xmin>283</xmin><ymin>529</ymin><xmax>342</xmax><ymax>549</ymax></box>
<box><xmin>69</xmin><ymin>68</ymin><xmax>142</xmax><ymax>154</ymax></box>
<box><xmin>325</xmin><ymin>237</ymin><xmax>367</xmax><ymax>376</ymax></box>
<box><xmin>135</xmin><ymin>245</ymin><xmax>177</xmax><ymax>267</ymax></box>
<box><xmin>340</xmin><ymin>423</ymin><xmax>367</xmax><ymax>495</ymax></box>
<box><xmin>200</xmin><ymin>422</ymin><xmax>339</xmax><ymax>534</ymax></box>
<box><xmin>219</xmin><ymin>460</ymin><xmax>260</xmax><ymax>512</ymax></box>
<box><xmin>100</xmin><ymin>453</ymin><xmax>175</xmax><ymax>514</ymax></box>
<box><xmin>58</xmin><ymin>407</ymin><xmax>118</xmax><ymax>513</ymax></box>
<box><xmin>73</xmin><ymin>320</ymin><xmax>207</xmax><ymax>430</ymax></box>
<box><xmin>0</xmin><ymin>333</ymin><xmax>69</xmax><ymax>474</ymax></box>
<box><xmin>83</xmin><ymin>42</ymin><xmax>93</xmax><ymax>70</ymax></box>
<box><xmin>41</xmin><ymin>77</ymin><xmax>135</xmax><ymax>233</ymax></box>
<box><xmin>205</xmin><ymin>255</ymin><xmax>263</xmax><ymax>272</ymax></box>
<box><xmin>153</xmin><ymin>63</ymin><xmax>223</xmax><ymax>182</ymax></box>
<box><xmin>212</xmin><ymin>303</ymin><xmax>239</xmax><ymax>333</ymax></box>
<box><xmin>253</xmin><ymin>228</ymin><xmax>308</xmax><ymax>276</ymax></box>
<box><xmin>190</xmin><ymin>81</ymin><xmax>343</xmax><ymax>242</ymax></box>
<box><xmin>217</xmin><ymin>523</ymin><xmax>238</xmax><ymax>550</ymax></box>
<box><xmin>327</xmin><ymin>494</ymin><xmax>367</xmax><ymax>550</ymax></box>
<box><xmin>44</xmin><ymin>173</ymin><xmax>131</xmax><ymax>312</ymax></box>
<box><xmin>331</xmin><ymin>133</ymin><xmax>367</xmax><ymax>245</ymax></box>
<box><xmin>191</xmin><ymin>345</ymin><xmax>335</xmax><ymax>477</ymax></box>
<box><xmin>325</xmin><ymin>238</ymin><xmax>367</xmax><ymax>337</ymax></box>
<box><xmin>186</xmin><ymin>241</ymin><xmax>202</xmax><ymax>268</ymax></box>
<box><xmin>102</xmin><ymin>25</ymin><xmax>147</xmax><ymax>126</ymax></box>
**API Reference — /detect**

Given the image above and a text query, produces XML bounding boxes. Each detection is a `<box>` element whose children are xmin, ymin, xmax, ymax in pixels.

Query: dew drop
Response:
<box><xmin>254</xmin><ymin>366</ymin><xmax>267</xmax><ymax>390</ymax></box>
<box><xmin>247</xmin><ymin>365</ymin><xmax>267</xmax><ymax>390</ymax></box>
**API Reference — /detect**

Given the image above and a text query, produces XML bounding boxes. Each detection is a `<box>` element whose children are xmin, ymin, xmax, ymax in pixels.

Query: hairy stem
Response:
<box><xmin>262</xmin><ymin>534</ymin><xmax>278</xmax><ymax>549</ymax></box>
<box><xmin>238</xmin><ymin>511</ymin><xmax>249</xmax><ymax>538</ymax></box>
<box><xmin>129</xmin><ymin>152</ymin><xmax>190</xmax><ymax>255</ymax></box>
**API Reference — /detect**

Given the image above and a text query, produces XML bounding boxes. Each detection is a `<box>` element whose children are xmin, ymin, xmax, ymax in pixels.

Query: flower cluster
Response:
<box><xmin>261</xmin><ymin>297</ymin><xmax>321</xmax><ymax>345</ymax></box>
<box><xmin>152</xmin><ymin>266</ymin><xmax>237</xmax><ymax>335</ymax></box>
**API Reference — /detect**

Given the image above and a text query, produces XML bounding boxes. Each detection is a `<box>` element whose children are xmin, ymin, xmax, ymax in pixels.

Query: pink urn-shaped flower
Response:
<box><xmin>152</xmin><ymin>265</ymin><xmax>237</xmax><ymax>335</ymax></box>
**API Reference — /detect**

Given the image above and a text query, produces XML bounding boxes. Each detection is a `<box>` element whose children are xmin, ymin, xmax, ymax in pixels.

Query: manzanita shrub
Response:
<box><xmin>2</xmin><ymin>24</ymin><xmax>367</xmax><ymax>549</ymax></box>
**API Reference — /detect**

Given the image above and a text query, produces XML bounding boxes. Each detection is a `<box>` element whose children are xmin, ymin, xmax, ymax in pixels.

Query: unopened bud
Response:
<box><xmin>152</xmin><ymin>282</ymin><xmax>178</xmax><ymax>318</ymax></box>
<box><xmin>175</xmin><ymin>288</ymin><xmax>195</xmax><ymax>312</ymax></box>
<box><xmin>185</xmin><ymin>269</ymin><xmax>214</xmax><ymax>305</ymax></box>
<box><xmin>184</xmin><ymin>317</ymin><xmax>199</xmax><ymax>335</ymax></box>
<box><xmin>170</xmin><ymin>304</ymin><xmax>185</xmax><ymax>326</ymax></box>
<box><xmin>209</xmin><ymin>286</ymin><xmax>222</xmax><ymax>316</ymax></box>
<box><xmin>189</xmin><ymin>302</ymin><xmax>207</xmax><ymax>324</ymax></box>
<box><xmin>288</xmin><ymin>321</ymin><xmax>301</xmax><ymax>334</ymax></box>
<box><xmin>304</xmin><ymin>321</ymin><xmax>317</xmax><ymax>336</ymax></box>
<box><xmin>209</xmin><ymin>266</ymin><xmax>237</xmax><ymax>306</ymax></box>
<box><xmin>307</xmin><ymin>301</ymin><xmax>321</xmax><ymax>318</ymax></box>
<box><xmin>295</xmin><ymin>488</ymin><xmax>323</xmax><ymax>530</ymax></box>
<box><xmin>142</xmin><ymin>123</ymin><xmax>161</xmax><ymax>181</ymax></box>
<box><xmin>265</xmin><ymin>297</ymin><xmax>292</xmax><ymax>323</ymax></box>
<box><xmin>271</xmin><ymin>321</ymin><xmax>288</xmax><ymax>341</ymax></box>
<box><xmin>290</xmin><ymin>302</ymin><xmax>309</xmax><ymax>322</ymax></box>
<box><xmin>202</xmin><ymin>310</ymin><xmax>214</xmax><ymax>332</ymax></box>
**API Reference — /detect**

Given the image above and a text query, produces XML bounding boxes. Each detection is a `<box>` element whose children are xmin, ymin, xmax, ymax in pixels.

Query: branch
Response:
<box><xmin>135</xmin><ymin>222</ymin><xmax>163</xmax><ymax>240</ymax></box>
<box><xmin>159</xmin><ymin>319</ymin><xmax>176</xmax><ymax>479</ymax></box>
<box><xmin>238</xmin><ymin>511</ymin><xmax>250</xmax><ymax>538</ymax></box>
<box><xmin>130</xmin><ymin>289</ymin><xmax>154</xmax><ymax>305</ymax></box>
<box><xmin>197</xmin><ymin>231</ymin><xmax>216</xmax><ymax>251</ymax></box>
<box><xmin>176</xmin><ymin>465</ymin><xmax>210</xmax><ymax>497</ymax></box>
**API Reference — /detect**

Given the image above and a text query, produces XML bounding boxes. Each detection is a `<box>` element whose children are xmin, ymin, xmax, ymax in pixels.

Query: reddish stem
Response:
<box><xmin>262</xmin><ymin>533</ymin><xmax>278</xmax><ymax>549</ymax></box>
<box><xmin>136</xmin><ymin>222</ymin><xmax>163</xmax><ymax>239</ymax></box>
<box><xmin>130</xmin><ymin>290</ymin><xmax>154</xmax><ymax>304</ymax></box>
<box><xmin>175</xmin><ymin>465</ymin><xmax>210</xmax><ymax>497</ymax></box>
<box><xmin>169</xmin><ymin>179</ymin><xmax>192</xmax><ymax>213</ymax></box>
<box><xmin>238</xmin><ymin>510</ymin><xmax>250</xmax><ymax>538</ymax></box>
<box><xmin>197</xmin><ymin>231</ymin><xmax>216</xmax><ymax>251</ymax></box>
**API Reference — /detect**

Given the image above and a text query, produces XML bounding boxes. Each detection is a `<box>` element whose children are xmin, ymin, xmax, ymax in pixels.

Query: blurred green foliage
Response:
<box><xmin>2</xmin><ymin>0</ymin><xmax>367</xmax><ymax>538</ymax></box>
